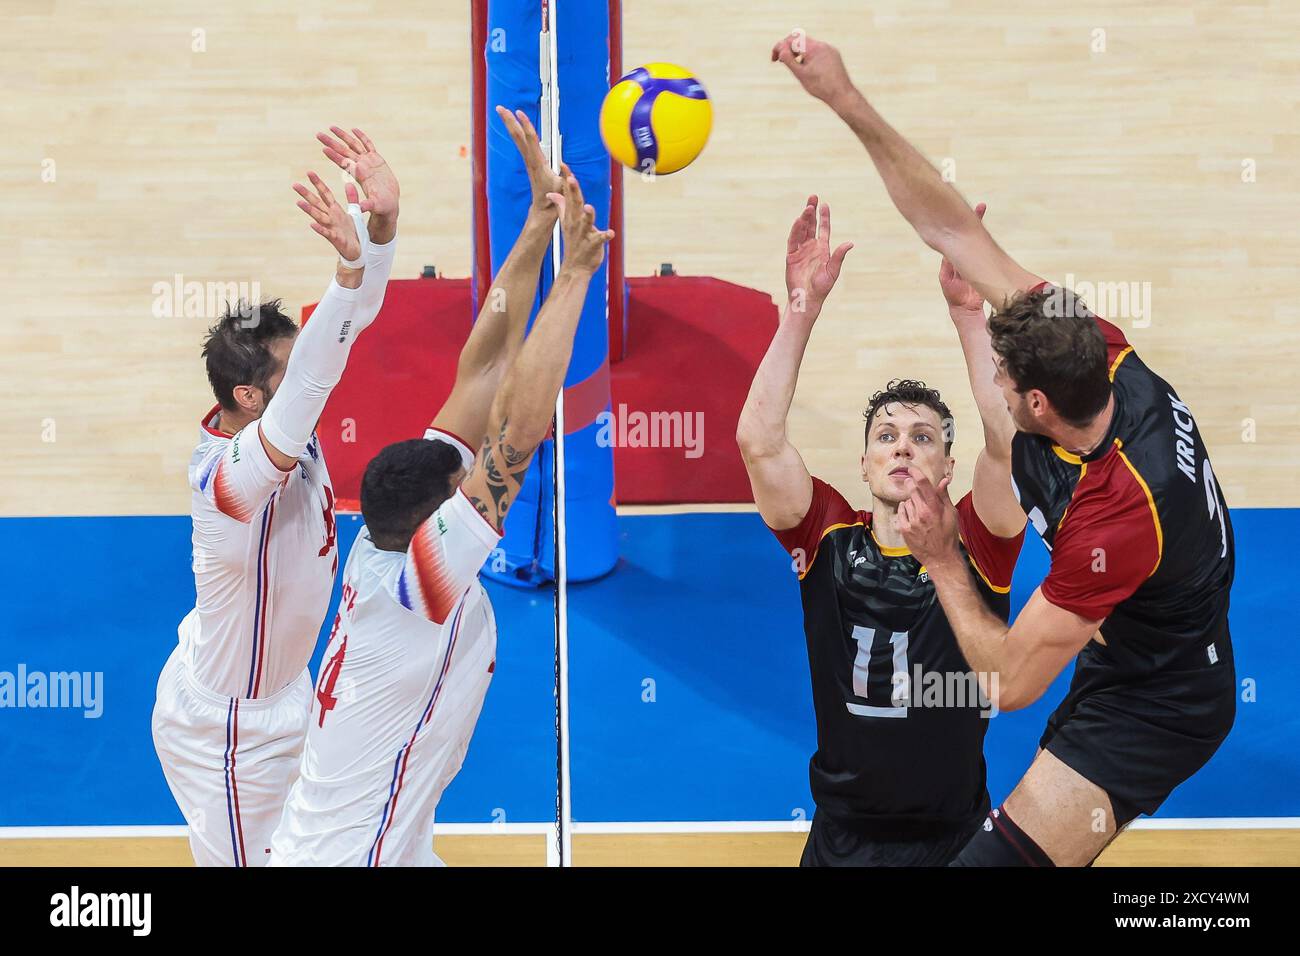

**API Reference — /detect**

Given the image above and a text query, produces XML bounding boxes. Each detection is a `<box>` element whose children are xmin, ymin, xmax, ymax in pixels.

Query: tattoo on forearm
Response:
<box><xmin>466</xmin><ymin>416</ymin><xmax>533</xmax><ymax>529</ymax></box>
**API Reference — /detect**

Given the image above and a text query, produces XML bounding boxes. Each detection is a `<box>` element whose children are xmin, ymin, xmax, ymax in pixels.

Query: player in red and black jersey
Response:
<box><xmin>737</xmin><ymin>198</ymin><xmax>1023</xmax><ymax>866</ymax></box>
<box><xmin>771</xmin><ymin>32</ymin><xmax>1236</xmax><ymax>865</ymax></box>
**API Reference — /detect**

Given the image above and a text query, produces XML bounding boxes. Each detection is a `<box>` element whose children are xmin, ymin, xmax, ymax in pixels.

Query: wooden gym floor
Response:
<box><xmin>3</xmin><ymin>1</ymin><xmax>1297</xmax><ymax>865</ymax></box>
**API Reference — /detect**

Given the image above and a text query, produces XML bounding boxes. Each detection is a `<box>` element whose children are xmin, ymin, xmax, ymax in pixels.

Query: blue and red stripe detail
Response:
<box><xmin>365</xmin><ymin>603</ymin><xmax>465</xmax><ymax>866</ymax></box>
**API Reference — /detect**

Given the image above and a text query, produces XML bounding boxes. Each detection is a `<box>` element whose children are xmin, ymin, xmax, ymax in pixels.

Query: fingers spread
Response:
<box><xmin>296</xmin><ymin>199</ymin><xmax>329</xmax><ymax>226</ymax></box>
<box><xmin>351</xmin><ymin>128</ymin><xmax>376</xmax><ymax>152</ymax></box>
<box><xmin>316</xmin><ymin>131</ymin><xmax>351</xmax><ymax>157</ymax></box>
<box><xmin>330</xmin><ymin>126</ymin><xmax>366</xmax><ymax>155</ymax></box>
<box><xmin>321</xmin><ymin>145</ymin><xmax>355</xmax><ymax>174</ymax></box>
<box><xmin>306</xmin><ymin>171</ymin><xmax>335</xmax><ymax>206</ymax></box>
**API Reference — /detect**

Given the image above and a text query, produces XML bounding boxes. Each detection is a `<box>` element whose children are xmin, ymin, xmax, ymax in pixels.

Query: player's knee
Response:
<box><xmin>948</xmin><ymin>805</ymin><xmax>1054</xmax><ymax>867</ymax></box>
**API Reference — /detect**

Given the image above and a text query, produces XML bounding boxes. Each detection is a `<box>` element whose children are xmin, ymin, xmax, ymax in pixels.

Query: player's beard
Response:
<box><xmin>256</xmin><ymin>382</ymin><xmax>277</xmax><ymax>418</ymax></box>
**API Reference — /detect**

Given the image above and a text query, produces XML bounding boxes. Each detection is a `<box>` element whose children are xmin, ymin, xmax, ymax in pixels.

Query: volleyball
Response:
<box><xmin>599</xmin><ymin>63</ymin><xmax>712</xmax><ymax>175</ymax></box>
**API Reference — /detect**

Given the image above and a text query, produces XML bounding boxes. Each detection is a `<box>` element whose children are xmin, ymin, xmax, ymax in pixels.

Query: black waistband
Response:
<box><xmin>818</xmin><ymin>793</ymin><xmax>990</xmax><ymax>841</ymax></box>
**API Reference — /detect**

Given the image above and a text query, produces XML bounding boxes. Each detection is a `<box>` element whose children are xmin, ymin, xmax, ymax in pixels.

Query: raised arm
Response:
<box><xmin>256</xmin><ymin>172</ymin><xmax>372</xmax><ymax>473</ymax></box>
<box><xmin>772</xmin><ymin>32</ymin><xmax>1041</xmax><ymax>308</ymax></box>
<box><xmin>938</xmin><ymin>204</ymin><xmax>1025</xmax><ymax>537</ymax></box>
<box><xmin>459</xmin><ymin>173</ymin><xmax>613</xmax><ymax>531</ymax></box>
<box><xmin>737</xmin><ymin>197</ymin><xmax>852</xmax><ymax>530</ymax></box>
<box><xmin>433</xmin><ymin>108</ymin><xmax>562</xmax><ymax>445</ymax></box>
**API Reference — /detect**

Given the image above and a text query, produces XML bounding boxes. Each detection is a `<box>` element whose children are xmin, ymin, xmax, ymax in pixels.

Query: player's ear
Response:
<box><xmin>860</xmin><ymin>450</ymin><xmax>869</xmax><ymax>482</ymax></box>
<box><xmin>945</xmin><ymin>456</ymin><xmax>955</xmax><ymax>481</ymax></box>
<box><xmin>232</xmin><ymin>383</ymin><xmax>259</xmax><ymax>415</ymax></box>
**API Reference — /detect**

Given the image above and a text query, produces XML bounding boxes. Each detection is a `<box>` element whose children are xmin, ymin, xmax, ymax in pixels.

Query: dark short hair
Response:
<box><xmin>988</xmin><ymin>286</ymin><xmax>1110</xmax><ymax>427</ymax></box>
<box><xmin>361</xmin><ymin>439</ymin><xmax>468</xmax><ymax>551</ymax></box>
<box><xmin>864</xmin><ymin>379</ymin><xmax>954</xmax><ymax>454</ymax></box>
<box><xmin>201</xmin><ymin>299</ymin><xmax>298</xmax><ymax>411</ymax></box>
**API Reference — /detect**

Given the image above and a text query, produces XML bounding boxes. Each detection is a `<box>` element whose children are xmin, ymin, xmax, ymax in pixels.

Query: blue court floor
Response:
<box><xmin>1</xmin><ymin>509</ymin><xmax>1295</xmax><ymax>826</ymax></box>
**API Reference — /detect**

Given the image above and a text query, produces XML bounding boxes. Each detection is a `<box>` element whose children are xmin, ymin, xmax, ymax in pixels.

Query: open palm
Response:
<box><xmin>317</xmin><ymin>126</ymin><xmax>399</xmax><ymax>218</ymax></box>
<box><xmin>785</xmin><ymin>196</ymin><xmax>852</xmax><ymax>313</ymax></box>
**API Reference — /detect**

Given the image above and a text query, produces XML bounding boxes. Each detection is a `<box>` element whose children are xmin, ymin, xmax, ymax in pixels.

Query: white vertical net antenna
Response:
<box><xmin>538</xmin><ymin>0</ymin><xmax>573</xmax><ymax>869</ymax></box>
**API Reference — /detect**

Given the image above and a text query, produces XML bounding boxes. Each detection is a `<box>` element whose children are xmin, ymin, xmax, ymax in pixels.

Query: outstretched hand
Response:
<box><xmin>771</xmin><ymin>30</ymin><xmax>855</xmax><ymax>105</ymax></box>
<box><xmin>496</xmin><ymin>105</ymin><xmax>564</xmax><ymax>221</ymax></box>
<box><xmin>895</xmin><ymin>470</ymin><xmax>962</xmax><ymax>569</ymax></box>
<box><xmin>939</xmin><ymin>202</ymin><xmax>988</xmax><ymax>313</ymax></box>
<box><xmin>785</xmin><ymin>195</ymin><xmax>853</xmax><ymax>317</ymax></box>
<box><xmin>317</xmin><ymin>126</ymin><xmax>399</xmax><ymax>219</ymax></box>
<box><xmin>293</xmin><ymin>173</ymin><xmax>362</xmax><ymax>261</ymax></box>
<box><xmin>548</xmin><ymin>174</ymin><xmax>614</xmax><ymax>276</ymax></box>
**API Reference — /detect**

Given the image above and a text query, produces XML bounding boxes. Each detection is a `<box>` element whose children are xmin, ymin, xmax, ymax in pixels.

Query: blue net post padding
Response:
<box><xmin>479</xmin><ymin>0</ymin><xmax>618</xmax><ymax>586</ymax></box>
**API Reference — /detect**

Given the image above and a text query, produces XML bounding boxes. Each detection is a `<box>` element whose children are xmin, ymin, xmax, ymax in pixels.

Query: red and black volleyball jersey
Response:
<box><xmin>1010</xmin><ymin>303</ymin><xmax>1235</xmax><ymax>676</ymax></box>
<box><xmin>770</xmin><ymin>479</ymin><xmax>1023</xmax><ymax>828</ymax></box>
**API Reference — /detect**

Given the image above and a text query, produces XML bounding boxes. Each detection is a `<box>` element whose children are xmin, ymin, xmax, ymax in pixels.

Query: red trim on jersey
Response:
<box><xmin>201</xmin><ymin>405</ymin><xmax>230</xmax><ymax>438</ymax></box>
<box><xmin>212</xmin><ymin>458</ymin><xmax>253</xmax><ymax>523</ymax></box>
<box><xmin>1040</xmin><ymin>441</ymin><xmax>1161</xmax><ymax>621</ymax></box>
<box><xmin>769</xmin><ymin>477</ymin><xmax>864</xmax><ymax>576</ymax></box>
<box><xmin>428</xmin><ymin>426</ymin><xmax>475</xmax><ymax>455</ymax></box>
<box><xmin>408</xmin><ymin>521</ymin><xmax>459</xmax><ymax>624</ymax></box>
<box><xmin>955</xmin><ymin>492</ymin><xmax>1024</xmax><ymax>593</ymax></box>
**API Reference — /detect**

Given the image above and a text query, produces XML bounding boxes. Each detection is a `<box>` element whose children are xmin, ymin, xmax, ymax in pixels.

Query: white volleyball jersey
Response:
<box><xmin>271</xmin><ymin>434</ymin><xmax>501</xmax><ymax>867</ymax></box>
<box><xmin>177</xmin><ymin>238</ymin><xmax>396</xmax><ymax>700</ymax></box>
<box><xmin>183</xmin><ymin>410</ymin><xmax>339</xmax><ymax>699</ymax></box>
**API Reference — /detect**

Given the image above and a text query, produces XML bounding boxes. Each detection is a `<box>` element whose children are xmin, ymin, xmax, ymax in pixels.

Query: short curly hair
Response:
<box><xmin>361</xmin><ymin>438</ymin><xmax>468</xmax><ymax>551</ymax></box>
<box><xmin>864</xmin><ymin>379</ymin><xmax>954</xmax><ymax>454</ymax></box>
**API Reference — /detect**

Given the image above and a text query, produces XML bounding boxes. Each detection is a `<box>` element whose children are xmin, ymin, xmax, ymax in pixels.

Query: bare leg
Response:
<box><xmin>1003</xmin><ymin>748</ymin><xmax>1117</xmax><ymax>866</ymax></box>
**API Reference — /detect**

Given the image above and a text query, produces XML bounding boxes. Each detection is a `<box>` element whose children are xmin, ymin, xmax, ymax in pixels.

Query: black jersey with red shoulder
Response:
<box><xmin>1010</xmin><ymin>302</ymin><xmax>1235</xmax><ymax>676</ymax></box>
<box><xmin>770</xmin><ymin>478</ymin><xmax>1023</xmax><ymax>829</ymax></box>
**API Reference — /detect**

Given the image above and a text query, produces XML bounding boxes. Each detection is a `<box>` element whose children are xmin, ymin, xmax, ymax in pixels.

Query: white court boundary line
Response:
<box><xmin>3</xmin><ymin>818</ymin><xmax>1298</xmax><ymax>840</ymax></box>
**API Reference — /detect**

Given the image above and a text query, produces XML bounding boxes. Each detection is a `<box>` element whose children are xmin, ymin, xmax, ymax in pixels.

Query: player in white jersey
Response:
<box><xmin>270</xmin><ymin>109</ymin><xmax>612</xmax><ymax>866</ymax></box>
<box><xmin>152</xmin><ymin>127</ymin><xmax>401</xmax><ymax>866</ymax></box>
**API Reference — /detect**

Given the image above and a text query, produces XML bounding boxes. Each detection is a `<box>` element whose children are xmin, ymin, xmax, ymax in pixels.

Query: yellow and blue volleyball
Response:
<box><xmin>599</xmin><ymin>63</ymin><xmax>712</xmax><ymax>176</ymax></box>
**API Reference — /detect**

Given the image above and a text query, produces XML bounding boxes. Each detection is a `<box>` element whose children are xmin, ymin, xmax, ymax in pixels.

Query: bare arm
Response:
<box><xmin>737</xmin><ymin>197</ymin><xmax>852</xmax><ymax>529</ymax></box>
<box><xmin>460</xmin><ymin>173</ymin><xmax>613</xmax><ymax>531</ymax></box>
<box><xmin>772</xmin><ymin>33</ymin><xmax>1042</xmax><ymax>308</ymax></box>
<box><xmin>434</xmin><ymin>108</ymin><xmax>563</xmax><ymax>443</ymax></box>
<box><xmin>897</xmin><ymin>475</ymin><xmax>1097</xmax><ymax>712</ymax></box>
<box><xmin>937</xmin><ymin>203</ymin><xmax>1025</xmax><ymax>537</ymax></box>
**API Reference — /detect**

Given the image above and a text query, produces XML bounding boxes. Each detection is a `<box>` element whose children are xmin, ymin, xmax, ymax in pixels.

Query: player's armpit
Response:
<box><xmin>998</xmin><ymin>588</ymin><xmax>1100</xmax><ymax>711</ymax></box>
<box><xmin>741</xmin><ymin>439</ymin><xmax>814</xmax><ymax>532</ymax></box>
<box><xmin>971</xmin><ymin>448</ymin><xmax>1027</xmax><ymax>540</ymax></box>
<box><xmin>459</xmin><ymin>417</ymin><xmax>537</xmax><ymax>533</ymax></box>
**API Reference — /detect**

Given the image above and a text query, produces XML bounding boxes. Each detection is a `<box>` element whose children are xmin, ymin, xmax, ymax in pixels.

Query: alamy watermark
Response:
<box><xmin>595</xmin><ymin>403</ymin><xmax>704</xmax><ymax>459</ymax></box>
<box><xmin>152</xmin><ymin>274</ymin><xmax>263</xmax><ymax>326</ymax></box>
<box><xmin>1046</xmin><ymin>274</ymin><xmax>1153</xmax><ymax>328</ymax></box>
<box><xmin>0</xmin><ymin>664</ymin><xmax>103</xmax><ymax>718</ymax></box>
